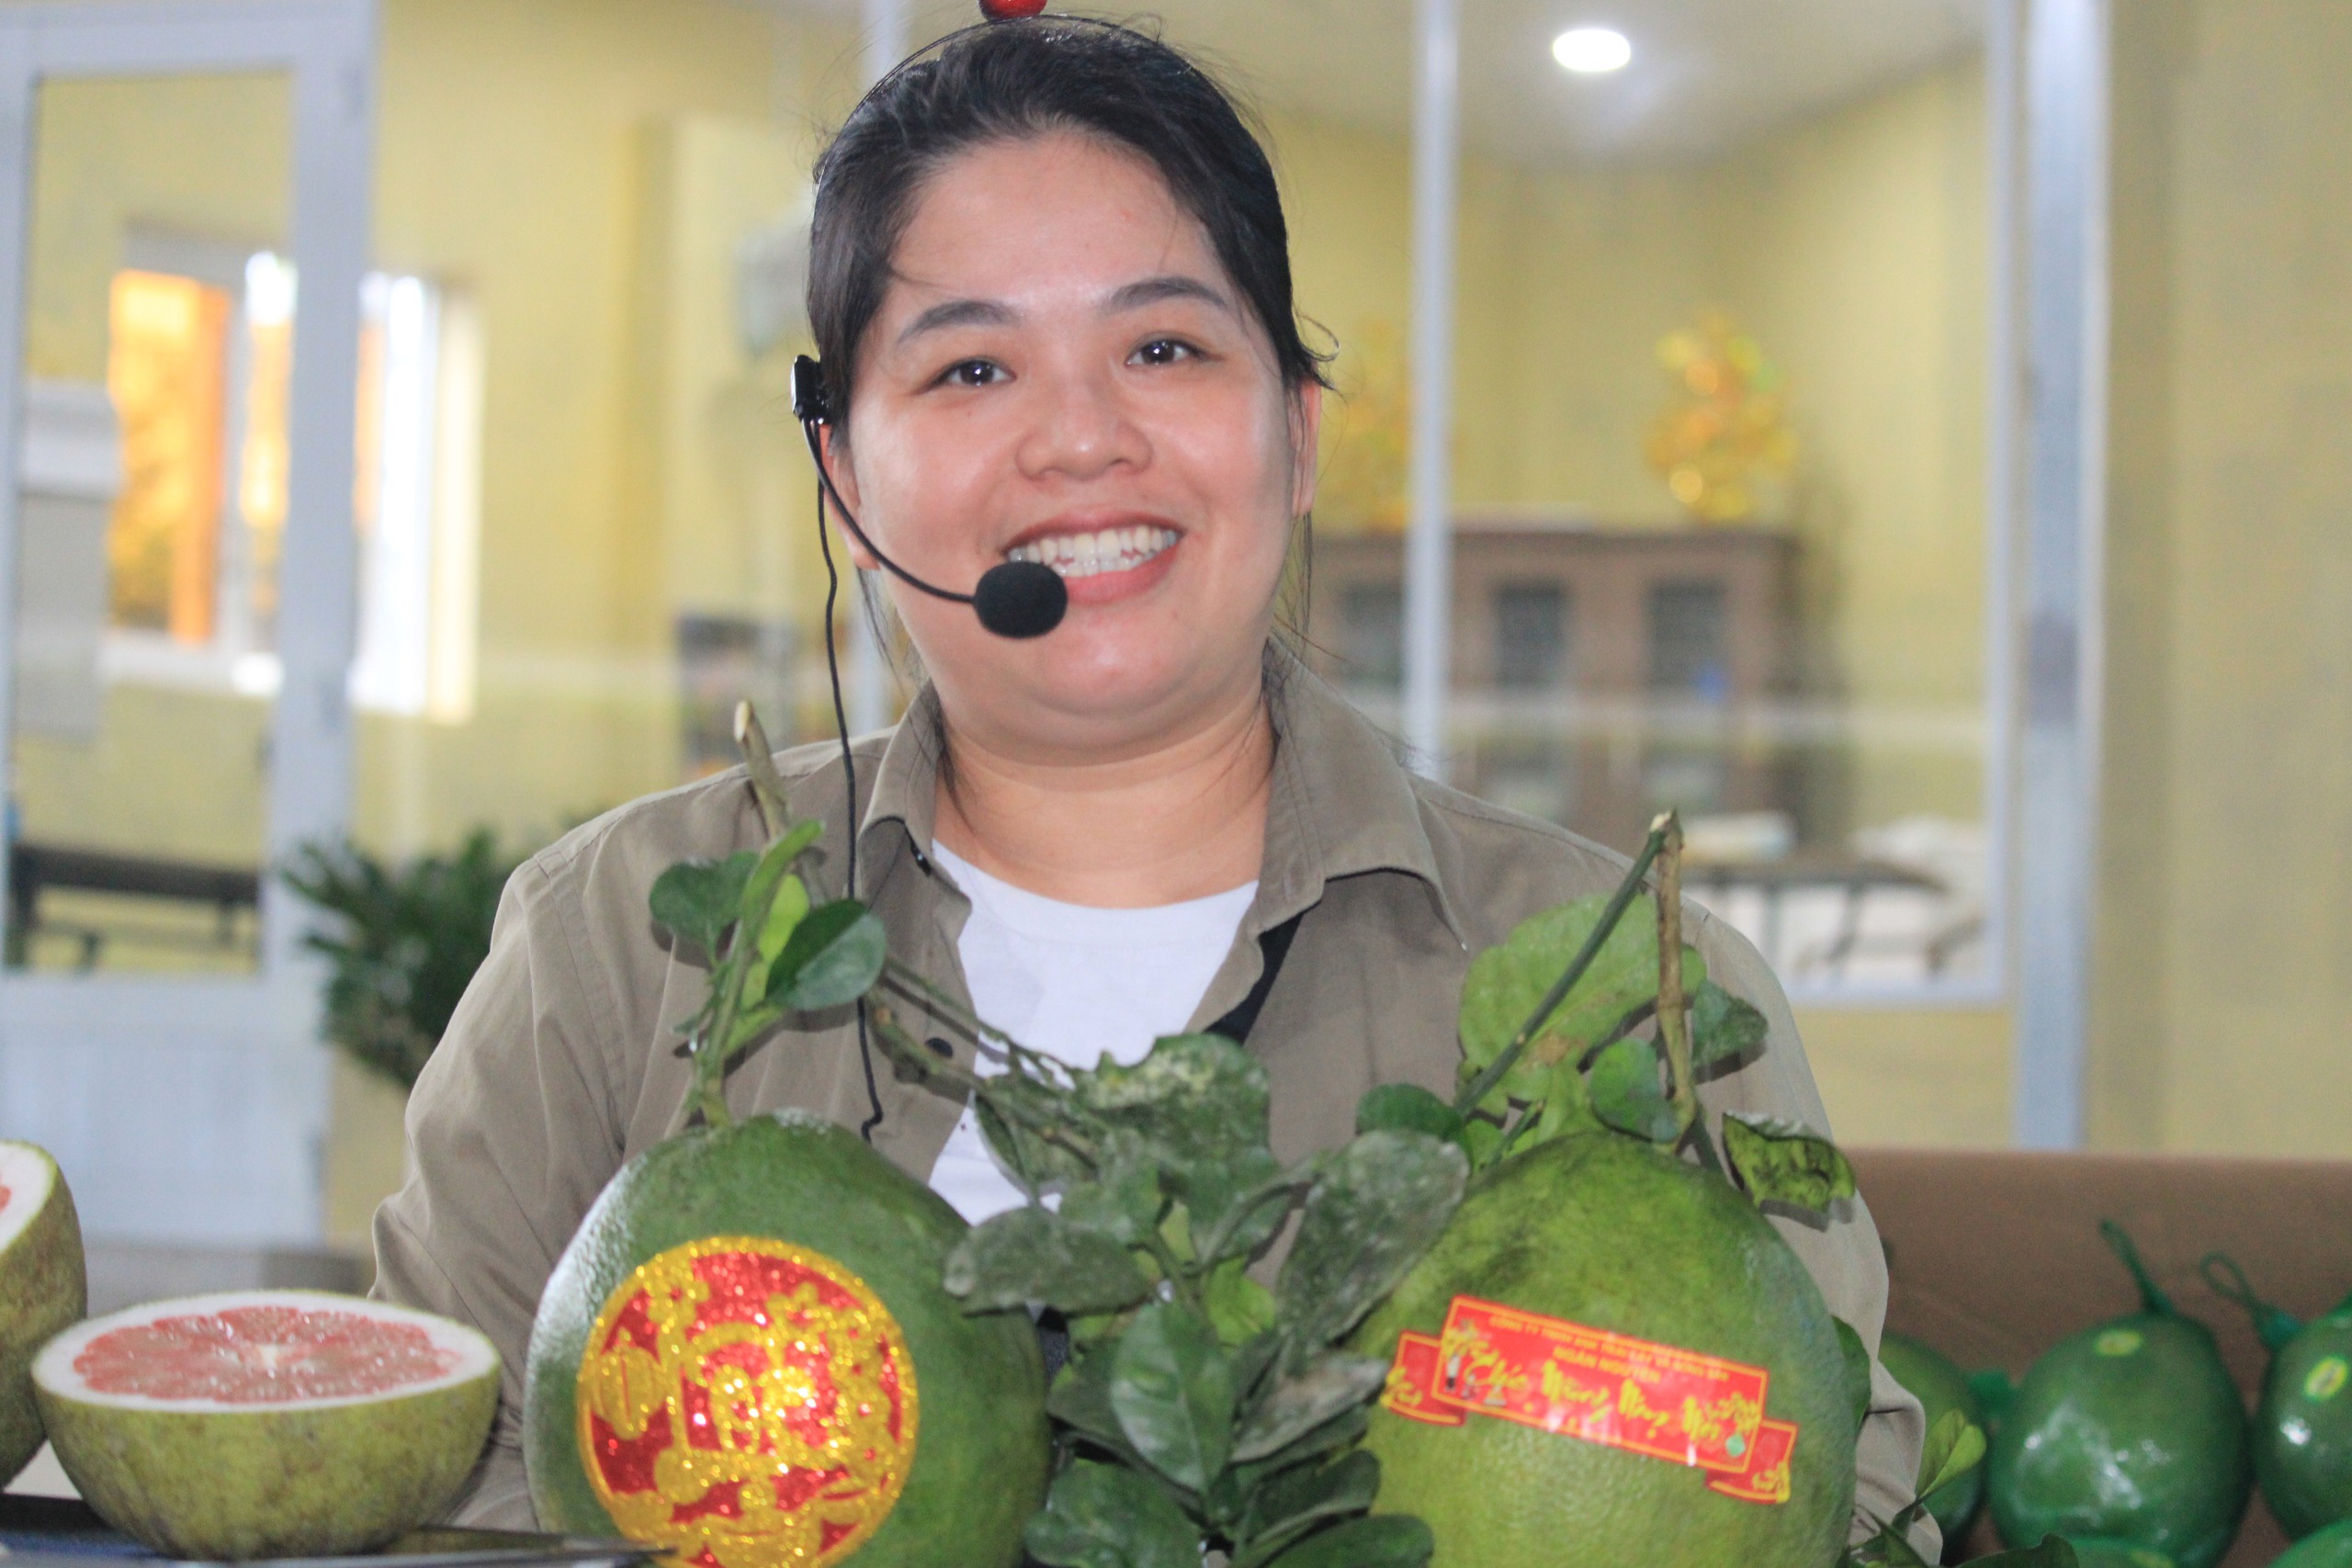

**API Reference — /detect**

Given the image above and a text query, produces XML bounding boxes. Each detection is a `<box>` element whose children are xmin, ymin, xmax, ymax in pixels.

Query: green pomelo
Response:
<box><xmin>1880</xmin><ymin>1331</ymin><xmax>1988</xmax><ymax>1547</ymax></box>
<box><xmin>33</xmin><ymin>1290</ymin><xmax>499</xmax><ymax>1559</ymax></box>
<box><xmin>2275</xmin><ymin>1518</ymin><xmax>2352</xmax><ymax>1568</ymax></box>
<box><xmin>1988</xmin><ymin>1311</ymin><xmax>2249</xmax><ymax>1568</ymax></box>
<box><xmin>2066</xmin><ymin>1537</ymin><xmax>2179</xmax><ymax>1568</ymax></box>
<box><xmin>1353</xmin><ymin>1133</ymin><xmax>1859</xmax><ymax>1567</ymax></box>
<box><xmin>0</xmin><ymin>1140</ymin><xmax>85</xmax><ymax>1483</ymax></box>
<box><xmin>525</xmin><ymin>1110</ymin><xmax>1048</xmax><ymax>1568</ymax></box>
<box><xmin>2254</xmin><ymin>1304</ymin><xmax>2352</xmax><ymax>1538</ymax></box>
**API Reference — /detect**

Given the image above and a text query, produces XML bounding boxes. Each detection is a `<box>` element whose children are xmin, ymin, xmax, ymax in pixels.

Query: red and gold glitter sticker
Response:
<box><xmin>1378</xmin><ymin>1295</ymin><xmax>1797</xmax><ymax>1506</ymax></box>
<box><xmin>576</xmin><ymin>1236</ymin><xmax>917</xmax><ymax>1568</ymax></box>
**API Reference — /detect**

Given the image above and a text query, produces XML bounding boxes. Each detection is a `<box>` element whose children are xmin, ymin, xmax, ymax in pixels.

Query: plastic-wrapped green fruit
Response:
<box><xmin>1880</xmin><ymin>1332</ymin><xmax>1987</xmax><ymax>1548</ymax></box>
<box><xmin>2275</xmin><ymin>1518</ymin><xmax>2352</xmax><ymax>1567</ymax></box>
<box><xmin>2203</xmin><ymin>1255</ymin><xmax>2352</xmax><ymax>1540</ymax></box>
<box><xmin>2067</xmin><ymin>1539</ymin><xmax>2177</xmax><ymax>1568</ymax></box>
<box><xmin>1987</xmin><ymin>1223</ymin><xmax>2250</xmax><ymax>1568</ymax></box>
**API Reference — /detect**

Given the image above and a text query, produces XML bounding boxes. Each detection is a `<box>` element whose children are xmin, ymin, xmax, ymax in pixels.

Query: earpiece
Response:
<box><xmin>793</xmin><ymin>356</ymin><xmax>1069</xmax><ymax>640</ymax></box>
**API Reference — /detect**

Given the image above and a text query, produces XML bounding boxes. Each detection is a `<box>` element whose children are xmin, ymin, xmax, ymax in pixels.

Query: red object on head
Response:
<box><xmin>979</xmin><ymin>0</ymin><xmax>1048</xmax><ymax>17</ymax></box>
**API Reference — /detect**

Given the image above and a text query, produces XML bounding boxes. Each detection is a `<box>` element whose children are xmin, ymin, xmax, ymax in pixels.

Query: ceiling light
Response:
<box><xmin>1553</xmin><ymin>26</ymin><xmax>1632</xmax><ymax>73</ymax></box>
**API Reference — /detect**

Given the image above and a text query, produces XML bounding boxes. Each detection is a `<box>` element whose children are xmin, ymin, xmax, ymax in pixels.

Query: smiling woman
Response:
<box><xmin>369</xmin><ymin>15</ymin><xmax>1930</xmax><ymax>1557</ymax></box>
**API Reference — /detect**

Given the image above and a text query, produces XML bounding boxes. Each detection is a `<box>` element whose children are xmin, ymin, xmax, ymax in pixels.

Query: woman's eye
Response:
<box><xmin>1132</xmin><ymin>338</ymin><xmax>1199</xmax><ymax>367</ymax></box>
<box><xmin>940</xmin><ymin>359</ymin><xmax>1004</xmax><ymax>389</ymax></box>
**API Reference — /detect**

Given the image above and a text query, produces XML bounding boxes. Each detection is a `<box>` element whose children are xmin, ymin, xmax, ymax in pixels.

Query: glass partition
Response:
<box><xmin>1295</xmin><ymin>1</ymin><xmax>2003</xmax><ymax>1000</ymax></box>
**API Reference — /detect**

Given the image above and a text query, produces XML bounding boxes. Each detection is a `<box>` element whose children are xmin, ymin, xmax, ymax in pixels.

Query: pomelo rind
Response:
<box><xmin>1353</xmin><ymin>1133</ymin><xmax>1858</xmax><ymax>1568</ymax></box>
<box><xmin>35</xmin><ymin>1290</ymin><xmax>498</xmax><ymax>1561</ymax></box>
<box><xmin>525</xmin><ymin>1110</ymin><xmax>1049</xmax><ymax>1568</ymax></box>
<box><xmin>0</xmin><ymin>1140</ymin><xmax>86</xmax><ymax>1485</ymax></box>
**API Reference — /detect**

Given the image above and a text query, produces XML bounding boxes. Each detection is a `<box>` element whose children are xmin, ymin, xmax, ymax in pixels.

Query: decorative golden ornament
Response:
<box><xmin>1643</xmin><ymin>310</ymin><xmax>1798</xmax><ymax>525</ymax></box>
<box><xmin>575</xmin><ymin>1236</ymin><xmax>917</xmax><ymax>1568</ymax></box>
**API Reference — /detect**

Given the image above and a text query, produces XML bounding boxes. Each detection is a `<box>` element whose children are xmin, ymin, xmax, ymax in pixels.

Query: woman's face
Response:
<box><xmin>827</xmin><ymin>130</ymin><xmax>1318</xmax><ymax>759</ymax></box>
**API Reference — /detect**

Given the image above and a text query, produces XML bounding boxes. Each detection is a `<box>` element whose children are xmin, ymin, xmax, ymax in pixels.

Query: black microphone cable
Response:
<box><xmin>815</xmin><ymin>471</ymin><xmax>888</xmax><ymax>1145</ymax></box>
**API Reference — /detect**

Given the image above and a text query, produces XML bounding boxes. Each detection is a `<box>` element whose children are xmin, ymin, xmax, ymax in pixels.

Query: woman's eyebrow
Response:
<box><xmin>1104</xmin><ymin>275</ymin><xmax>1233</xmax><ymax>315</ymax></box>
<box><xmin>899</xmin><ymin>297</ymin><xmax>1018</xmax><ymax>343</ymax></box>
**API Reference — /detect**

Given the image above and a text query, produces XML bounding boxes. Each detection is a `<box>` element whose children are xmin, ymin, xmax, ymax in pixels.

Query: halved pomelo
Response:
<box><xmin>35</xmin><ymin>1290</ymin><xmax>499</xmax><ymax>1560</ymax></box>
<box><xmin>0</xmin><ymin>1140</ymin><xmax>85</xmax><ymax>1483</ymax></box>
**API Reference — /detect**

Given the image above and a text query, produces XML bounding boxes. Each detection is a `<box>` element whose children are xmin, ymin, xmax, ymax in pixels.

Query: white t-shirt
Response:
<box><xmin>924</xmin><ymin>840</ymin><xmax>1256</xmax><ymax>1225</ymax></box>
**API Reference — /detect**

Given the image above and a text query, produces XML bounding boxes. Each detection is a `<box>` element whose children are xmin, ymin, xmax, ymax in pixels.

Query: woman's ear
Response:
<box><xmin>817</xmin><ymin>423</ymin><xmax>882</xmax><ymax>572</ymax></box>
<box><xmin>1288</xmin><ymin>378</ymin><xmax>1325</xmax><ymax>520</ymax></box>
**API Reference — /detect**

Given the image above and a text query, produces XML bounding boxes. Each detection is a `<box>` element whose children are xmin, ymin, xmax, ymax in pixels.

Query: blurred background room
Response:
<box><xmin>0</xmin><ymin>0</ymin><xmax>2335</xmax><ymax>1299</ymax></box>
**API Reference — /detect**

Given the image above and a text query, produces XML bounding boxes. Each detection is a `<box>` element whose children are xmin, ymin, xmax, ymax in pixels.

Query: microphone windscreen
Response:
<box><xmin>972</xmin><ymin>560</ymin><xmax>1068</xmax><ymax>639</ymax></box>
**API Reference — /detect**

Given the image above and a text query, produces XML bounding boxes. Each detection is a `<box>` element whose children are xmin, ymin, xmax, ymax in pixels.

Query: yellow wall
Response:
<box><xmin>2096</xmin><ymin>0</ymin><xmax>2352</xmax><ymax>1158</ymax></box>
<box><xmin>354</xmin><ymin>0</ymin><xmax>823</xmax><ymax>859</ymax></box>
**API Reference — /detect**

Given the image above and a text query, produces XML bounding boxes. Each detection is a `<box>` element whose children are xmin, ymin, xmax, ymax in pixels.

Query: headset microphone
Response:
<box><xmin>792</xmin><ymin>355</ymin><xmax>1069</xmax><ymax>639</ymax></box>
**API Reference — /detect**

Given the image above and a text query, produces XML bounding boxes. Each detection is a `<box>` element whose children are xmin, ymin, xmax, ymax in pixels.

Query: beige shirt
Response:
<box><xmin>373</xmin><ymin>656</ymin><xmax>1933</xmax><ymax>1553</ymax></box>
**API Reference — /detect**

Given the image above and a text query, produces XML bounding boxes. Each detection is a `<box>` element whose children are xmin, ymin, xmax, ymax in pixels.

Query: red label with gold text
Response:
<box><xmin>1426</xmin><ymin>1296</ymin><xmax>1782</xmax><ymax>1490</ymax></box>
<box><xmin>1379</xmin><ymin>1330</ymin><xmax>1466</xmax><ymax>1427</ymax></box>
<box><xmin>575</xmin><ymin>1236</ymin><xmax>917</xmax><ymax>1568</ymax></box>
<box><xmin>1705</xmin><ymin>1417</ymin><xmax>1797</xmax><ymax>1505</ymax></box>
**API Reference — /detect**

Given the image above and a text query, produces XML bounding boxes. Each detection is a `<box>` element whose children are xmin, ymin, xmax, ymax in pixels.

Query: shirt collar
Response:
<box><xmin>854</xmin><ymin>647</ymin><xmax>1467</xmax><ymax>944</ymax></box>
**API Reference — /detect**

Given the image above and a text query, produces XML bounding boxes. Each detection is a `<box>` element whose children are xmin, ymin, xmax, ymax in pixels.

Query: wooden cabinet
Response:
<box><xmin>1304</xmin><ymin>521</ymin><xmax>1800</xmax><ymax>850</ymax></box>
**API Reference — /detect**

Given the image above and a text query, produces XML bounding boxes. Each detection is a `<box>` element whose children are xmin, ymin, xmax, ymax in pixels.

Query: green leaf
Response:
<box><xmin>1232</xmin><ymin>1450</ymin><xmax>1380</xmax><ymax>1568</ymax></box>
<box><xmin>738</xmin><ymin>821</ymin><xmax>820</xmax><ymax>934</ymax></box>
<box><xmin>944</xmin><ymin>1206</ymin><xmax>1154</xmax><ymax>1315</ymax></box>
<box><xmin>1915</xmin><ymin>1407</ymin><xmax>1986</xmax><ymax>1502</ymax></box>
<box><xmin>1204</xmin><ymin>1257</ymin><xmax>1278</xmax><ymax>1347</ymax></box>
<box><xmin>1111</xmin><ymin>1301</ymin><xmax>1235</xmax><ymax>1492</ymax></box>
<box><xmin>1722</xmin><ymin>1113</ymin><xmax>1858</xmax><ymax>1213</ymax></box>
<box><xmin>1456</xmin><ymin>894</ymin><xmax>1705</xmax><ymax>1111</ymax></box>
<box><xmin>648</xmin><ymin>852</ymin><xmax>757</xmax><ymax>953</ymax></box>
<box><xmin>1834</xmin><ymin>1316</ymin><xmax>1874</xmax><ymax>1434</ymax></box>
<box><xmin>1354</xmin><ymin>1084</ymin><xmax>1465</xmax><ymax>1145</ymax></box>
<box><xmin>1690</xmin><ymin>979</ymin><xmax>1770</xmax><ymax>1072</ymax></box>
<box><xmin>1532</xmin><ymin>1061</ymin><xmax>1600</xmax><ymax>1145</ymax></box>
<box><xmin>1587</xmin><ymin>1036</ymin><xmax>1686</xmax><ymax>1144</ymax></box>
<box><xmin>1262</xmin><ymin>1514</ymin><xmax>1433</xmax><ymax>1568</ymax></box>
<box><xmin>771</xmin><ymin>817</ymin><xmax>824</xmax><ymax>867</ymax></box>
<box><xmin>765</xmin><ymin>898</ymin><xmax>886</xmax><ymax>1011</ymax></box>
<box><xmin>1024</xmin><ymin>1461</ymin><xmax>1200</xmax><ymax>1568</ymax></box>
<box><xmin>1232</xmin><ymin>1351</ymin><xmax>1388</xmax><ymax>1462</ymax></box>
<box><xmin>1274</xmin><ymin>1131</ymin><xmax>1467</xmax><ymax>1354</ymax></box>
<box><xmin>1079</xmin><ymin>1032</ymin><xmax>1269</xmax><ymax>1152</ymax></box>
<box><xmin>1058</xmin><ymin>1129</ymin><xmax>1164</xmax><ymax>1245</ymax></box>
<box><xmin>976</xmin><ymin>1075</ymin><xmax>1096</xmax><ymax>1190</ymax></box>
<box><xmin>1076</xmin><ymin>1034</ymin><xmax>1280</xmax><ymax>1241</ymax></box>
<box><xmin>1963</xmin><ymin>1540</ymin><xmax>2079</xmax><ymax>1568</ymax></box>
<box><xmin>1047</xmin><ymin>1348</ymin><xmax>1144</xmax><ymax>1464</ymax></box>
<box><xmin>742</xmin><ymin>874</ymin><xmax>810</xmax><ymax>998</ymax></box>
<box><xmin>1840</xmin><ymin>1525</ymin><xmax>1932</xmax><ymax>1568</ymax></box>
<box><xmin>1458</xmin><ymin>1116</ymin><xmax>1505</xmax><ymax>1168</ymax></box>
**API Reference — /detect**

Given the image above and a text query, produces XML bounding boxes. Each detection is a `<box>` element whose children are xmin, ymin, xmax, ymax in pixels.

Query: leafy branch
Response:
<box><xmin>865</xmin><ymin>998</ymin><xmax>1467</xmax><ymax>1567</ymax></box>
<box><xmin>647</xmin><ymin>703</ymin><xmax>888</xmax><ymax>1132</ymax></box>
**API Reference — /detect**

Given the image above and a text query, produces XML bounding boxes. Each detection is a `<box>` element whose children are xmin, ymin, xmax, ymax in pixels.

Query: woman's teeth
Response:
<box><xmin>1004</xmin><ymin>525</ymin><xmax>1178</xmax><ymax>580</ymax></box>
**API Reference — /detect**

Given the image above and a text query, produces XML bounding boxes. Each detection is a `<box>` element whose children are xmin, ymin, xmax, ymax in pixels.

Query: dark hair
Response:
<box><xmin>805</xmin><ymin>17</ymin><xmax>1331</xmax><ymax>434</ymax></box>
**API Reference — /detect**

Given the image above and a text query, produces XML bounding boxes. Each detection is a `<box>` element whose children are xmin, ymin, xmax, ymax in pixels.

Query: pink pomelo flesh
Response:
<box><xmin>74</xmin><ymin>1303</ymin><xmax>466</xmax><ymax>1404</ymax></box>
<box><xmin>36</xmin><ymin>1292</ymin><xmax>498</xmax><ymax>1560</ymax></box>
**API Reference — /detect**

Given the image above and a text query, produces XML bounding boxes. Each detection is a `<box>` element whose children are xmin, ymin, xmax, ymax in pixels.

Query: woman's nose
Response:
<box><xmin>1014</xmin><ymin>365</ymin><xmax>1148</xmax><ymax>481</ymax></box>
